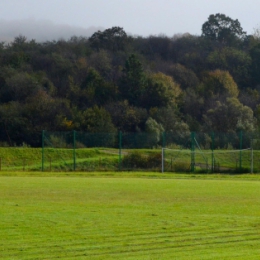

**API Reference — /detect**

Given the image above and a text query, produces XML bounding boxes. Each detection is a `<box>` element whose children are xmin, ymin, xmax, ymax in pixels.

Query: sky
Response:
<box><xmin>0</xmin><ymin>0</ymin><xmax>259</xmax><ymax>42</ymax></box>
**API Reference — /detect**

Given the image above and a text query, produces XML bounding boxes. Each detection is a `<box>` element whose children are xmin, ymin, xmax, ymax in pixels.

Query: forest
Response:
<box><xmin>0</xmin><ymin>13</ymin><xmax>260</xmax><ymax>147</ymax></box>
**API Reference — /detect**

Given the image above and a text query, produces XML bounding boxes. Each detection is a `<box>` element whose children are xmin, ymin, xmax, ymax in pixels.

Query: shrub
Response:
<box><xmin>122</xmin><ymin>151</ymin><xmax>162</xmax><ymax>170</ymax></box>
<box><xmin>146</xmin><ymin>153</ymin><xmax>162</xmax><ymax>168</ymax></box>
<box><xmin>122</xmin><ymin>152</ymin><xmax>147</xmax><ymax>169</ymax></box>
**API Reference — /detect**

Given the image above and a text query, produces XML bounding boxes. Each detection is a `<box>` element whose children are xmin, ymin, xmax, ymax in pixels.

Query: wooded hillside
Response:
<box><xmin>1</xmin><ymin>13</ymin><xmax>260</xmax><ymax>146</ymax></box>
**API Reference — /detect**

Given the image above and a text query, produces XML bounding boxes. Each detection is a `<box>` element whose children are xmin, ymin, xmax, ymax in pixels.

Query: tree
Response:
<box><xmin>105</xmin><ymin>100</ymin><xmax>148</xmax><ymax>132</ymax></box>
<box><xmin>171</xmin><ymin>35</ymin><xmax>207</xmax><ymax>73</ymax></box>
<box><xmin>145</xmin><ymin>117</ymin><xmax>164</xmax><ymax>147</ymax></box>
<box><xmin>120</xmin><ymin>54</ymin><xmax>147</xmax><ymax>106</ymax></box>
<box><xmin>77</xmin><ymin>106</ymin><xmax>117</xmax><ymax>147</ymax></box>
<box><xmin>81</xmin><ymin>106</ymin><xmax>116</xmax><ymax>133</ymax></box>
<box><xmin>11</xmin><ymin>35</ymin><xmax>28</xmax><ymax>49</ymax></box>
<box><xmin>254</xmin><ymin>104</ymin><xmax>260</xmax><ymax>131</ymax></box>
<box><xmin>87</xmin><ymin>50</ymin><xmax>113</xmax><ymax>80</ymax></box>
<box><xmin>133</xmin><ymin>35</ymin><xmax>172</xmax><ymax>60</ymax></box>
<box><xmin>201</xmin><ymin>70</ymin><xmax>239</xmax><ymax>100</ymax></box>
<box><xmin>252</xmin><ymin>25</ymin><xmax>260</xmax><ymax>43</ymax></box>
<box><xmin>180</xmin><ymin>88</ymin><xmax>204</xmax><ymax>131</ymax></box>
<box><xmin>166</xmin><ymin>63</ymin><xmax>200</xmax><ymax>89</ymax></box>
<box><xmin>202</xmin><ymin>13</ymin><xmax>246</xmax><ymax>45</ymax></box>
<box><xmin>149</xmin><ymin>106</ymin><xmax>190</xmax><ymax>146</ymax></box>
<box><xmin>239</xmin><ymin>88</ymin><xmax>260</xmax><ymax>111</ymax></box>
<box><xmin>250</xmin><ymin>43</ymin><xmax>260</xmax><ymax>86</ymax></box>
<box><xmin>89</xmin><ymin>27</ymin><xmax>129</xmax><ymax>52</ymax></box>
<box><xmin>3</xmin><ymin>72</ymin><xmax>41</xmax><ymax>102</ymax></box>
<box><xmin>143</xmin><ymin>72</ymin><xmax>181</xmax><ymax>109</ymax></box>
<box><xmin>24</xmin><ymin>90</ymin><xmax>72</xmax><ymax>132</ymax></box>
<box><xmin>79</xmin><ymin>68</ymin><xmax>118</xmax><ymax>108</ymax></box>
<box><xmin>0</xmin><ymin>101</ymin><xmax>29</xmax><ymax>146</ymax></box>
<box><xmin>203</xmin><ymin>97</ymin><xmax>255</xmax><ymax>133</ymax></box>
<box><xmin>150</xmin><ymin>107</ymin><xmax>190</xmax><ymax>135</ymax></box>
<box><xmin>207</xmin><ymin>47</ymin><xmax>252</xmax><ymax>88</ymax></box>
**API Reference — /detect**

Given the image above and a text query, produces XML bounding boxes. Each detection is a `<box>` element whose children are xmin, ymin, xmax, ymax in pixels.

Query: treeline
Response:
<box><xmin>1</xmin><ymin>13</ymin><xmax>260</xmax><ymax>146</ymax></box>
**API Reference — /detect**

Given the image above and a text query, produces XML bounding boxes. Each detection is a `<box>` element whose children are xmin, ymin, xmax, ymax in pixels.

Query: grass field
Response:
<box><xmin>1</xmin><ymin>172</ymin><xmax>260</xmax><ymax>259</ymax></box>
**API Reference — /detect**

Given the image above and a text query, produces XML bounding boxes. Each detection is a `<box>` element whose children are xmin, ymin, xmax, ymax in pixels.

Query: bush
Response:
<box><xmin>146</xmin><ymin>153</ymin><xmax>162</xmax><ymax>168</ymax></box>
<box><xmin>122</xmin><ymin>152</ymin><xmax>147</xmax><ymax>169</ymax></box>
<box><xmin>172</xmin><ymin>161</ymin><xmax>191</xmax><ymax>172</ymax></box>
<box><xmin>122</xmin><ymin>151</ymin><xmax>161</xmax><ymax>170</ymax></box>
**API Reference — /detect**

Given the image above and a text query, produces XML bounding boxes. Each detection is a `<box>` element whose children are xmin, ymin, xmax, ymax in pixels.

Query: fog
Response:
<box><xmin>0</xmin><ymin>19</ymin><xmax>104</xmax><ymax>43</ymax></box>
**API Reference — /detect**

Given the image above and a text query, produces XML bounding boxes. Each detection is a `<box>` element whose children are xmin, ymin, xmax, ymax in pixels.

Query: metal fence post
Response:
<box><xmin>162</xmin><ymin>132</ymin><xmax>166</xmax><ymax>173</ymax></box>
<box><xmin>211</xmin><ymin>132</ymin><xmax>215</xmax><ymax>173</ymax></box>
<box><xmin>239</xmin><ymin>130</ymin><xmax>243</xmax><ymax>172</ymax></box>
<box><xmin>73</xmin><ymin>130</ymin><xmax>76</xmax><ymax>171</ymax></box>
<box><xmin>42</xmin><ymin>130</ymin><xmax>45</xmax><ymax>172</ymax></box>
<box><xmin>251</xmin><ymin>138</ymin><xmax>254</xmax><ymax>174</ymax></box>
<box><xmin>191</xmin><ymin>132</ymin><xmax>195</xmax><ymax>173</ymax></box>
<box><xmin>119</xmin><ymin>131</ymin><xmax>122</xmax><ymax>171</ymax></box>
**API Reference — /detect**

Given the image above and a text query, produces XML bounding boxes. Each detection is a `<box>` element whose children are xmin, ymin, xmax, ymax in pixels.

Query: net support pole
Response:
<box><xmin>162</xmin><ymin>148</ymin><xmax>164</xmax><ymax>173</ymax></box>
<box><xmin>211</xmin><ymin>132</ymin><xmax>215</xmax><ymax>173</ymax></box>
<box><xmin>251</xmin><ymin>139</ymin><xmax>254</xmax><ymax>174</ymax></box>
<box><xmin>191</xmin><ymin>132</ymin><xmax>195</xmax><ymax>173</ymax></box>
<box><xmin>73</xmin><ymin>130</ymin><xmax>76</xmax><ymax>171</ymax></box>
<box><xmin>118</xmin><ymin>131</ymin><xmax>122</xmax><ymax>171</ymax></box>
<box><xmin>42</xmin><ymin>130</ymin><xmax>45</xmax><ymax>172</ymax></box>
<box><xmin>162</xmin><ymin>132</ymin><xmax>165</xmax><ymax>173</ymax></box>
<box><xmin>239</xmin><ymin>131</ymin><xmax>243</xmax><ymax>172</ymax></box>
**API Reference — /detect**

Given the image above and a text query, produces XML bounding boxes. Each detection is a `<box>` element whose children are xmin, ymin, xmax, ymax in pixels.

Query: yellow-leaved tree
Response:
<box><xmin>201</xmin><ymin>69</ymin><xmax>239</xmax><ymax>100</ymax></box>
<box><xmin>143</xmin><ymin>72</ymin><xmax>181</xmax><ymax>109</ymax></box>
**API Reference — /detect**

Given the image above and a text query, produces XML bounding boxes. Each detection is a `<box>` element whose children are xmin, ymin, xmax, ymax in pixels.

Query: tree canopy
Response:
<box><xmin>202</xmin><ymin>13</ymin><xmax>246</xmax><ymax>45</ymax></box>
<box><xmin>0</xmin><ymin>13</ymin><xmax>259</xmax><ymax>146</ymax></box>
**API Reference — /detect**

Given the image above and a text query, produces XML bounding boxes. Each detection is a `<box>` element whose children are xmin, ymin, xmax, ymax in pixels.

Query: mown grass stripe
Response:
<box><xmin>1</xmin><ymin>175</ymin><xmax>260</xmax><ymax>259</ymax></box>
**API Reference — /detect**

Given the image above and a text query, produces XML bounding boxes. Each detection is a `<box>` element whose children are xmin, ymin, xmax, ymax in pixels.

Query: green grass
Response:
<box><xmin>0</xmin><ymin>147</ymin><xmax>162</xmax><ymax>172</ymax></box>
<box><xmin>1</xmin><ymin>172</ymin><xmax>260</xmax><ymax>259</ymax></box>
<box><xmin>164</xmin><ymin>148</ymin><xmax>257</xmax><ymax>173</ymax></box>
<box><xmin>0</xmin><ymin>147</ymin><xmax>259</xmax><ymax>173</ymax></box>
<box><xmin>0</xmin><ymin>147</ymin><xmax>120</xmax><ymax>171</ymax></box>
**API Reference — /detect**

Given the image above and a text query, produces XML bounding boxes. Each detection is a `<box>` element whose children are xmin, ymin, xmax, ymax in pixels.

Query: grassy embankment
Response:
<box><xmin>0</xmin><ymin>147</ymin><xmax>258</xmax><ymax>172</ymax></box>
<box><xmin>0</xmin><ymin>147</ymin><xmax>120</xmax><ymax>171</ymax></box>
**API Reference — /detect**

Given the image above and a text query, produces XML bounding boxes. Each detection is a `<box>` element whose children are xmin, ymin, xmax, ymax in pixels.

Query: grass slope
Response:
<box><xmin>0</xmin><ymin>148</ymin><xmax>120</xmax><ymax>171</ymax></box>
<box><xmin>1</xmin><ymin>174</ymin><xmax>260</xmax><ymax>259</ymax></box>
<box><xmin>0</xmin><ymin>147</ymin><xmax>259</xmax><ymax>173</ymax></box>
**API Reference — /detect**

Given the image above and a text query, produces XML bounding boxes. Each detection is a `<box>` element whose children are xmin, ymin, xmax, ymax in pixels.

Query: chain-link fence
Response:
<box><xmin>0</xmin><ymin>130</ymin><xmax>259</xmax><ymax>173</ymax></box>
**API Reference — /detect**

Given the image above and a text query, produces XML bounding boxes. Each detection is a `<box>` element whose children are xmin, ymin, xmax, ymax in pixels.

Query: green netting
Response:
<box><xmin>0</xmin><ymin>130</ymin><xmax>260</xmax><ymax>172</ymax></box>
<box><xmin>42</xmin><ymin>131</ymin><xmax>118</xmax><ymax>172</ymax></box>
<box><xmin>42</xmin><ymin>131</ymin><xmax>74</xmax><ymax>171</ymax></box>
<box><xmin>162</xmin><ymin>132</ymin><xmax>254</xmax><ymax>173</ymax></box>
<box><xmin>120</xmin><ymin>133</ymin><xmax>162</xmax><ymax>171</ymax></box>
<box><xmin>0</xmin><ymin>147</ymin><xmax>42</xmax><ymax>171</ymax></box>
<box><xmin>163</xmin><ymin>149</ymin><xmax>191</xmax><ymax>172</ymax></box>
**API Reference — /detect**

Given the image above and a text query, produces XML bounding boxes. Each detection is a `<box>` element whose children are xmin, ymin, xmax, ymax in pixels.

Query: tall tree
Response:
<box><xmin>250</xmin><ymin>43</ymin><xmax>260</xmax><ymax>86</ymax></box>
<box><xmin>150</xmin><ymin>106</ymin><xmax>189</xmax><ymax>135</ymax></box>
<box><xmin>0</xmin><ymin>101</ymin><xmax>29</xmax><ymax>146</ymax></box>
<box><xmin>201</xmin><ymin>70</ymin><xmax>239</xmax><ymax>100</ymax></box>
<box><xmin>120</xmin><ymin>54</ymin><xmax>147</xmax><ymax>106</ymax></box>
<box><xmin>79</xmin><ymin>68</ymin><xmax>118</xmax><ymax>108</ymax></box>
<box><xmin>166</xmin><ymin>64</ymin><xmax>200</xmax><ymax>89</ymax></box>
<box><xmin>202</xmin><ymin>13</ymin><xmax>246</xmax><ymax>45</ymax></box>
<box><xmin>89</xmin><ymin>27</ymin><xmax>129</xmax><ymax>52</ymax></box>
<box><xmin>143</xmin><ymin>72</ymin><xmax>181</xmax><ymax>109</ymax></box>
<box><xmin>105</xmin><ymin>100</ymin><xmax>148</xmax><ymax>132</ymax></box>
<box><xmin>206</xmin><ymin>47</ymin><xmax>252</xmax><ymax>88</ymax></box>
<box><xmin>81</xmin><ymin>106</ymin><xmax>116</xmax><ymax>133</ymax></box>
<box><xmin>203</xmin><ymin>97</ymin><xmax>255</xmax><ymax>133</ymax></box>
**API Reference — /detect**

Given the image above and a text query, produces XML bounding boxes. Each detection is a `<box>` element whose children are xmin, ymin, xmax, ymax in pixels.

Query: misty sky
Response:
<box><xmin>0</xmin><ymin>0</ymin><xmax>259</xmax><ymax>42</ymax></box>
